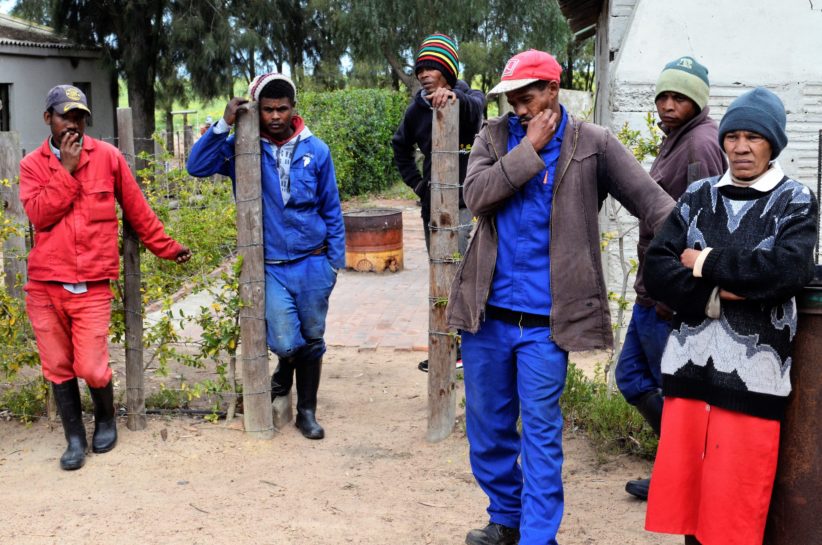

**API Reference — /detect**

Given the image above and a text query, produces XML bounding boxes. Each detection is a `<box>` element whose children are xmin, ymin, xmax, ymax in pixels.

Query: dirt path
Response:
<box><xmin>1</xmin><ymin>347</ymin><xmax>678</xmax><ymax>545</ymax></box>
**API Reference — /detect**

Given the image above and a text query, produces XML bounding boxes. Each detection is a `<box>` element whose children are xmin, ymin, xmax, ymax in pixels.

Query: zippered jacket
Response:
<box><xmin>187</xmin><ymin>119</ymin><xmax>344</xmax><ymax>268</ymax></box>
<box><xmin>446</xmin><ymin>113</ymin><xmax>676</xmax><ymax>351</ymax></box>
<box><xmin>634</xmin><ymin>107</ymin><xmax>726</xmax><ymax>306</ymax></box>
<box><xmin>391</xmin><ymin>80</ymin><xmax>485</xmax><ymax>211</ymax></box>
<box><xmin>20</xmin><ymin>136</ymin><xmax>183</xmax><ymax>283</ymax></box>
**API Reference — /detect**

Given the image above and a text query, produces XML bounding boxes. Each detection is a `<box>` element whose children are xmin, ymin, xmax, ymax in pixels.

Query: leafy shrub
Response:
<box><xmin>561</xmin><ymin>362</ymin><xmax>658</xmax><ymax>460</ymax></box>
<box><xmin>299</xmin><ymin>89</ymin><xmax>407</xmax><ymax>198</ymax></box>
<box><xmin>0</xmin><ymin>379</ymin><xmax>47</xmax><ymax>423</ymax></box>
<box><xmin>0</xmin><ymin>178</ymin><xmax>40</xmax><ymax>380</ymax></box>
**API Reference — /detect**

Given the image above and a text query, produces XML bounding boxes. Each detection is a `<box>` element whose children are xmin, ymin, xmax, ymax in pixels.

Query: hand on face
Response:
<box><xmin>525</xmin><ymin>109</ymin><xmax>559</xmax><ymax>151</ymax></box>
<box><xmin>426</xmin><ymin>87</ymin><xmax>456</xmax><ymax>109</ymax></box>
<box><xmin>60</xmin><ymin>129</ymin><xmax>82</xmax><ymax>174</ymax></box>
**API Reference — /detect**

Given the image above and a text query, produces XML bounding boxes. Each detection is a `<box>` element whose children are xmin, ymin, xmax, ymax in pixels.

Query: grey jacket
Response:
<box><xmin>445</xmin><ymin>112</ymin><xmax>676</xmax><ymax>352</ymax></box>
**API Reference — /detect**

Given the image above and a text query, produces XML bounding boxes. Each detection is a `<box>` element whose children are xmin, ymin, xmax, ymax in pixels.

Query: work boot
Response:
<box><xmin>465</xmin><ymin>522</ymin><xmax>520</xmax><ymax>545</ymax></box>
<box><xmin>295</xmin><ymin>356</ymin><xmax>324</xmax><ymax>439</ymax></box>
<box><xmin>88</xmin><ymin>380</ymin><xmax>117</xmax><ymax>453</ymax></box>
<box><xmin>625</xmin><ymin>389</ymin><xmax>664</xmax><ymax>500</ymax></box>
<box><xmin>635</xmin><ymin>389</ymin><xmax>664</xmax><ymax>436</ymax></box>
<box><xmin>271</xmin><ymin>356</ymin><xmax>296</xmax><ymax>399</ymax></box>
<box><xmin>51</xmin><ymin>378</ymin><xmax>88</xmax><ymax>471</ymax></box>
<box><xmin>625</xmin><ymin>477</ymin><xmax>651</xmax><ymax>500</ymax></box>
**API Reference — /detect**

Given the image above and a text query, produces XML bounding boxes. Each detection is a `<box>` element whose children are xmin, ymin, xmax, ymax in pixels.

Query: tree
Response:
<box><xmin>338</xmin><ymin>0</ymin><xmax>590</xmax><ymax>95</ymax></box>
<box><xmin>48</xmin><ymin>1</ymin><xmax>238</xmax><ymax>157</ymax></box>
<box><xmin>9</xmin><ymin>0</ymin><xmax>52</xmax><ymax>25</ymax></box>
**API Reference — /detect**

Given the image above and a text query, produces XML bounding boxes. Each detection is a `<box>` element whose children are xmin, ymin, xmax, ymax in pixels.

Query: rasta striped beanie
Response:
<box><xmin>656</xmin><ymin>56</ymin><xmax>710</xmax><ymax>111</ymax></box>
<box><xmin>415</xmin><ymin>33</ymin><xmax>459</xmax><ymax>87</ymax></box>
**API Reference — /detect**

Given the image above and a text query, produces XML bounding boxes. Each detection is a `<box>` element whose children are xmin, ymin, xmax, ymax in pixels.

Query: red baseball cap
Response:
<box><xmin>487</xmin><ymin>49</ymin><xmax>563</xmax><ymax>98</ymax></box>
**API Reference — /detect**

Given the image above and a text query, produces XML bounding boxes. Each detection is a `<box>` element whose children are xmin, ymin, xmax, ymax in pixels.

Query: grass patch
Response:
<box><xmin>561</xmin><ymin>362</ymin><xmax>658</xmax><ymax>460</ymax></box>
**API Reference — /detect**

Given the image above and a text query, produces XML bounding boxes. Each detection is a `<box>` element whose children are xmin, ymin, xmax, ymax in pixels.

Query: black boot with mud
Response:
<box><xmin>465</xmin><ymin>522</ymin><xmax>520</xmax><ymax>545</ymax></box>
<box><xmin>52</xmin><ymin>378</ymin><xmax>88</xmax><ymax>470</ymax></box>
<box><xmin>89</xmin><ymin>380</ymin><xmax>117</xmax><ymax>453</ymax></box>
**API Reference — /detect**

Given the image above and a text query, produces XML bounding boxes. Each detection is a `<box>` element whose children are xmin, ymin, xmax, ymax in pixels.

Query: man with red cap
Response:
<box><xmin>446</xmin><ymin>50</ymin><xmax>675</xmax><ymax>544</ymax></box>
<box><xmin>20</xmin><ymin>84</ymin><xmax>192</xmax><ymax>471</ymax></box>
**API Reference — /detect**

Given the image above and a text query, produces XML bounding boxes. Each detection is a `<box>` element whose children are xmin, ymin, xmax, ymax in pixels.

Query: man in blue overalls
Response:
<box><xmin>447</xmin><ymin>50</ymin><xmax>674</xmax><ymax>544</ymax></box>
<box><xmin>187</xmin><ymin>73</ymin><xmax>344</xmax><ymax>440</ymax></box>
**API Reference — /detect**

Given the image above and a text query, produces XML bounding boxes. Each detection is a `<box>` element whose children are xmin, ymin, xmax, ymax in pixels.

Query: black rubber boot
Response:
<box><xmin>465</xmin><ymin>522</ymin><xmax>520</xmax><ymax>545</ymax></box>
<box><xmin>626</xmin><ymin>389</ymin><xmax>664</xmax><ymax>500</ymax></box>
<box><xmin>271</xmin><ymin>356</ymin><xmax>296</xmax><ymax>399</ymax></box>
<box><xmin>635</xmin><ymin>389</ymin><xmax>664</xmax><ymax>436</ymax></box>
<box><xmin>52</xmin><ymin>378</ymin><xmax>88</xmax><ymax>471</ymax></box>
<box><xmin>295</xmin><ymin>356</ymin><xmax>324</xmax><ymax>439</ymax></box>
<box><xmin>89</xmin><ymin>380</ymin><xmax>117</xmax><ymax>453</ymax></box>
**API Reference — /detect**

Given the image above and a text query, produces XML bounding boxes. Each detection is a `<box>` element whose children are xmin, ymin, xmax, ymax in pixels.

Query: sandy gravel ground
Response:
<box><xmin>0</xmin><ymin>346</ymin><xmax>679</xmax><ymax>545</ymax></box>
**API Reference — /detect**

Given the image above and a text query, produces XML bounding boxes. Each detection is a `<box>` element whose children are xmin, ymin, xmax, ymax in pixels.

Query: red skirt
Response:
<box><xmin>645</xmin><ymin>396</ymin><xmax>780</xmax><ymax>545</ymax></box>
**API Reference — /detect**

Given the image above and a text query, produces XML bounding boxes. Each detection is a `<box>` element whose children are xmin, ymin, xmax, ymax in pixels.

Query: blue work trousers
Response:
<box><xmin>614</xmin><ymin>303</ymin><xmax>671</xmax><ymax>405</ymax></box>
<box><xmin>461</xmin><ymin>318</ymin><xmax>568</xmax><ymax>545</ymax></box>
<box><xmin>265</xmin><ymin>255</ymin><xmax>337</xmax><ymax>362</ymax></box>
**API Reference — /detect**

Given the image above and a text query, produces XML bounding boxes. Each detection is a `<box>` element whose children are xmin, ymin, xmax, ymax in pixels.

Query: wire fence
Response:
<box><xmin>0</xmin><ymin>127</ymin><xmax>243</xmax><ymax>421</ymax></box>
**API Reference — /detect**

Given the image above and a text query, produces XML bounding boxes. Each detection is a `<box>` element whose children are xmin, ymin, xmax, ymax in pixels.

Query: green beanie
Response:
<box><xmin>655</xmin><ymin>56</ymin><xmax>710</xmax><ymax>110</ymax></box>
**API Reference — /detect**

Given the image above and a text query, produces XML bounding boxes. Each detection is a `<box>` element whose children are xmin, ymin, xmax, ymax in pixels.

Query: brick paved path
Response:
<box><xmin>326</xmin><ymin>204</ymin><xmax>429</xmax><ymax>352</ymax></box>
<box><xmin>146</xmin><ymin>201</ymin><xmax>431</xmax><ymax>353</ymax></box>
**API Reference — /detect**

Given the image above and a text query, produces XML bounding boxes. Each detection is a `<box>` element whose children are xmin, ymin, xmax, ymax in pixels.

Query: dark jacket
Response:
<box><xmin>634</xmin><ymin>107</ymin><xmax>727</xmax><ymax>306</ymax></box>
<box><xmin>446</xmin><ymin>112</ymin><xmax>676</xmax><ymax>352</ymax></box>
<box><xmin>391</xmin><ymin>80</ymin><xmax>485</xmax><ymax>214</ymax></box>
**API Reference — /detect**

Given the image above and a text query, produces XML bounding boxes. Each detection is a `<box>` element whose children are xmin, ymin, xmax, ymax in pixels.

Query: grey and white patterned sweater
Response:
<box><xmin>645</xmin><ymin>173</ymin><xmax>818</xmax><ymax>419</ymax></box>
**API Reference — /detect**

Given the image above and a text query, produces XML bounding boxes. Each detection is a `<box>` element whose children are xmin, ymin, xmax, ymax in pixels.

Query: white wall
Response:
<box><xmin>0</xmin><ymin>48</ymin><xmax>115</xmax><ymax>155</ymax></box>
<box><xmin>601</xmin><ymin>0</ymin><xmax>822</xmax><ymax>308</ymax></box>
<box><xmin>611</xmin><ymin>0</ymin><xmax>822</xmax><ymax>184</ymax></box>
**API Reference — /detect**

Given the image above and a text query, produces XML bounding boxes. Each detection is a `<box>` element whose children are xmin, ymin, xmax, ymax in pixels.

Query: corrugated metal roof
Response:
<box><xmin>558</xmin><ymin>0</ymin><xmax>604</xmax><ymax>34</ymax></box>
<box><xmin>0</xmin><ymin>13</ymin><xmax>95</xmax><ymax>50</ymax></box>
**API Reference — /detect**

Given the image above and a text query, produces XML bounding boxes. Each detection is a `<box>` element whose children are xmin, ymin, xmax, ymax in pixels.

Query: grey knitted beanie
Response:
<box><xmin>719</xmin><ymin>87</ymin><xmax>787</xmax><ymax>159</ymax></box>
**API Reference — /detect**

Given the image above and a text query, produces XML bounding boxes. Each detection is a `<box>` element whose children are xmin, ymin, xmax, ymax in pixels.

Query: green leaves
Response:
<box><xmin>300</xmin><ymin>89</ymin><xmax>406</xmax><ymax>197</ymax></box>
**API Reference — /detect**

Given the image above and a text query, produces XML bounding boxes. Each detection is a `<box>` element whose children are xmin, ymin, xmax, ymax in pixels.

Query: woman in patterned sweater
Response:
<box><xmin>642</xmin><ymin>87</ymin><xmax>818</xmax><ymax>545</ymax></box>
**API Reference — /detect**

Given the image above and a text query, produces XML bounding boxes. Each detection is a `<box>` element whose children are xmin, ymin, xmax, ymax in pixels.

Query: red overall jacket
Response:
<box><xmin>20</xmin><ymin>135</ymin><xmax>182</xmax><ymax>283</ymax></box>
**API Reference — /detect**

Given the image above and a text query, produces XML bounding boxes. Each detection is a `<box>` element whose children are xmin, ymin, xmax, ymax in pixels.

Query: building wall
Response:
<box><xmin>611</xmin><ymin>0</ymin><xmax>822</xmax><ymax>184</ymax></box>
<box><xmin>602</xmin><ymin>0</ymin><xmax>822</xmax><ymax>314</ymax></box>
<box><xmin>0</xmin><ymin>48</ymin><xmax>115</xmax><ymax>155</ymax></box>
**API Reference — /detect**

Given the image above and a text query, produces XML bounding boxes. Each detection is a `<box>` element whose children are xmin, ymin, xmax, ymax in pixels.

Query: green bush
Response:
<box><xmin>561</xmin><ymin>362</ymin><xmax>658</xmax><ymax>460</ymax></box>
<box><xmin>299</xmin><ymin>89</ymin><xmax>407</xmax><ymax>198</ymax></box>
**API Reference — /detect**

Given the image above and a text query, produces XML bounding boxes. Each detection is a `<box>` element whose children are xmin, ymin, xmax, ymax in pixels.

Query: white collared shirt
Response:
<box><xmin>715</xmin><ymin>161</ymin><xmax>785</xmax><ymax>192</ymax></box>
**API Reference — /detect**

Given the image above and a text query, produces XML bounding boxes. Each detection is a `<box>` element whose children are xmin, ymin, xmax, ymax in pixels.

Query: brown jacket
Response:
<box><xmin>634</xmin><ymin>107</ymin><xmax>726</xmax><ymax>306</ymax></box>
<box><xmin>446</xmin><ymin>112</ymin><xmax>676</xmax><ymax>352</ymax></box>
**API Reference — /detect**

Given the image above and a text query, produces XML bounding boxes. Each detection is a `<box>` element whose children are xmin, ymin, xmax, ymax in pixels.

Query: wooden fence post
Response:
<box><xmin>235</xmin><ymin>102</ymin><xmax>274</xmax><ymax>439</ymax></box>
<box><xmin>0</xmin><ymin>131</ymin><xmax>26</xmax><ymax>300</ymax></box>
<box><xmin>118</xmin><ymin>108</ymin><xmax>147</xmax><ymax>431</ymax></box>
<box><xmin>427</xmin><ymin>100</ymin><xmax>460</xmax><ymax>442</ymax></box>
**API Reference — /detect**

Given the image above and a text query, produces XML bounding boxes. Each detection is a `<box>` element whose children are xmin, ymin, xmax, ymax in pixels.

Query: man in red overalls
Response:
<box><xmin>19</xmin><ymin>85</ymin><xmax>191</xmax><ymax>470</ymax></box>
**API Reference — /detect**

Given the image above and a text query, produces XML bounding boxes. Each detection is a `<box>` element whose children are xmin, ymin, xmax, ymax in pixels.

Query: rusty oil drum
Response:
<box><xmin>764</xmin><ymin>265</ymin><xmax>822</xmax><ymax>545</ymax></box>
<box><xmin>343</xmin><ymin>208</ymin><xmax>403</xmax><ymax>273</ymax></box>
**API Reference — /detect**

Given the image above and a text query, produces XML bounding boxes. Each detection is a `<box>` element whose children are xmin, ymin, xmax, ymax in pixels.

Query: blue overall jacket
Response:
<box><xmin>187</xmin><ymin>119</ymin><xmax>345</xmax><ymax>268</ymax></box>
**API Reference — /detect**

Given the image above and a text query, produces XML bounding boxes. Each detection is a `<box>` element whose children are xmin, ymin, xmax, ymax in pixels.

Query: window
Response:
<box><xmin>72</xmin><ymin>81</ymin><xmax>92</xmax><ymax>126</ymax></box>
<box><xmin>0</xmin><ymin>84</ymin><xmax>9</xmax><ymax>132</ymax></box>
